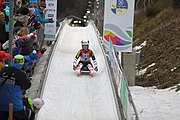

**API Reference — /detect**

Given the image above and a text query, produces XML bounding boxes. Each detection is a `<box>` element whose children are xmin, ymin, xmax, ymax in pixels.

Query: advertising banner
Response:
<box><xmin>103</xmin><ymin>0</ymin><xmax>135</xmax><ymax>52</ymax></box>
<box><xmin>109</xmin><ymin>40</ymin><xmax>132</xmax><ymax>119</ymax></box>
<box><xmin>109</xmin><ymin>40</ymin><xmax>121</xmax><ymax>86</ymax></box>
<box><xmin>120</xmin><ymin>74</ymin><xmax>128</xmax><ymax>118</ymax></box>
<box><xmin>44</xmin><ymin>0</ymin><xmax>57</xmax><ymax>41</ymax></box>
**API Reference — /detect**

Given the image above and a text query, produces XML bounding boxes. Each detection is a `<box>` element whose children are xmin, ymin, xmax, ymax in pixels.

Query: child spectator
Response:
<box><xmin>18</xmin><ymin>32</ymin><xmax>40</xmax><ymax>55</ymax></box>
<box><xmin>23</xmin><ymin>50</ymin><xmax>39</xmax><ymax>73</ymax></box>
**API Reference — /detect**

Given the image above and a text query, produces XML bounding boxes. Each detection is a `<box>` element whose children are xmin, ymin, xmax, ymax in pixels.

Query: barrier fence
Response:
<box><xmin>109</xmin><ymin>40</ymin><xmax>139</xmax><ymax>120</ymax></box>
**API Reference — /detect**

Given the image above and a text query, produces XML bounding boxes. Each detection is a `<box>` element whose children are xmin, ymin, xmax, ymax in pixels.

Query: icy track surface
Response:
<box><xmin>37</xmin><ymin>23</ymin><xmax>119</xmax><ymax>120</ymax></box>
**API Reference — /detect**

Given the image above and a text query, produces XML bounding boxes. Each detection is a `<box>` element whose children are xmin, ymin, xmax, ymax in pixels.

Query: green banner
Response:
<box><xmin>120</xmin><ymin>74</ymin><xmax>128</xmax><ymax>118</ymax></box>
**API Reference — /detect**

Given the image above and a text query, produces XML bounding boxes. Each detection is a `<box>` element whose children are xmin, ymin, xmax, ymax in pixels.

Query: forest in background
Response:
<box><xmin>57</xmin><ymin>0</ymin><xmax>88</xmax><ymax>19</ymax></box>
<box><xmin>134</xmin><ymin>0</ymin><xmax>180</xmax><ymax>89</ymax></box>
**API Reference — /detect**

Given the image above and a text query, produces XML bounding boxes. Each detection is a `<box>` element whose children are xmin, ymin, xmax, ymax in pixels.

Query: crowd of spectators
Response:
<box><xmin>0</xmin><ymin>0</ymin><xmax>54</xmax><ymax>119</ymax></box>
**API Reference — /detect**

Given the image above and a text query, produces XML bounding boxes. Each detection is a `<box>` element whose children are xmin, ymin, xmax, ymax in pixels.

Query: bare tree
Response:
<box><xmin>144</xmin><ymin>0</ymin><xmax>147</xmax><ymax>11</ymax></box>
<box><xmin>136</xmin><ymin>0</ymin><xmax>141</xmax><ymax>10</ymax></box>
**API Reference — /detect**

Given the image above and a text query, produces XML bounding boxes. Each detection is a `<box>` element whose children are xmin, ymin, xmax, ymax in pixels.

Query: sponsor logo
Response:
<box><xmin>48</xmin><ymin>3</ymin><xmax>55</xmax><ymax>7</ymax></box>
<box><xmin>46</xmin><ymin>0</ymin><xmax>55</xmax><ymax>2</ymax></box>
<box><xmin>46</xmin><ymin>9</ymin><xmax>56</xmax><ymax>12</ymax></box>
<box><xmin>45</xmin><ymin>34</ymin><xmax>55</xmax><ymax>38</ymax></box>
<box><xmin>46</xmin><ymin>24</ymin><xmax>54</xmax><ymax>28</ymax></box>
<box><xmin>110</xmin><ymin>0</ymin><xmax>128</xmax><ymax>15</ymax></box>
<box><xmin>48</xmin><ymin>14</ymin><xmax>54</xmax><ymax>17</ymax></box>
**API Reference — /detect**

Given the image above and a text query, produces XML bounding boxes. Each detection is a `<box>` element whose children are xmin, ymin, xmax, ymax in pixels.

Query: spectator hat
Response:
<box><xmin>29</xmin><ymin>51</ymin><xmax>39</xmax><ymax>61</ymax></box>
<box><xmin>0</xmin><ymin>51</ymin><xmax>10</xmax><ymax>61</ymax></box>
<box><xmin>33</xmin><ymin>98</ymin><xmax>44</xmax><ymax>109</ymax></box>
<box><xmin>19</xmin><ymin>15</ymin><xmax>29</xmax><ymax>23</ymax></box>
<box><xmin>14</xmin><ymin>54</ymin><xmax>25</xmax><ymax>65</ymax></box>
<box><xmin>29</xmin><ymin>0</ymin><xmax>37</xmax><ymax>5</ymax></box>
<box><xmin>20</xmin><ymin>7</ymin><xmax>30</xmax><ymax>15</ymax></box>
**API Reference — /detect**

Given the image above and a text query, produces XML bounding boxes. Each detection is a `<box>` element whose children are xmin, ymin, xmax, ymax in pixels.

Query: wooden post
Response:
<box><xmin>8</xmin><ymin>103</ymin><xmax>13</xmax><ymax>120</ymax></box>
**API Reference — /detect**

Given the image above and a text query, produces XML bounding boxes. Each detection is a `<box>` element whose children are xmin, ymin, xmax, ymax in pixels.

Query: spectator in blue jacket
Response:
<box><xmin>0</xmin><ymin>62</ymin><xmax>31</xmax><ymax>120</ymax></box>
<box><xmin>34</xmin><ymin>1</ymin><xmax>54</xmax><ymax>24</ymax></box>
<box><xmin>23</xmin><ymin>50</ymin><xmax>39</xmax><ymax>72</ymax></box>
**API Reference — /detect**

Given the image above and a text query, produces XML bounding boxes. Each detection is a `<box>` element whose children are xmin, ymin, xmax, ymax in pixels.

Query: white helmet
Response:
<box><xmin>81</xmin><ymin>40</ymin><xmax>89</xmax><ymax>47</ymax></box>
<box><xmin>33</xmin><ymin>98</ymin><xmax>44</xmax><ymax>109</ymax></box>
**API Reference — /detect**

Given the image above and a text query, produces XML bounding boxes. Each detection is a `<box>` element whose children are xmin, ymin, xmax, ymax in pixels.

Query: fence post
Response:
<box><xmin>8</xmin><ymin>103</ymin><xmax>13</xmax><ymax>120</ymax></box>
<box><xmin>8</xmin><ymin>0</ymin><xmax>14</xmax><ymax>66</ymax></box>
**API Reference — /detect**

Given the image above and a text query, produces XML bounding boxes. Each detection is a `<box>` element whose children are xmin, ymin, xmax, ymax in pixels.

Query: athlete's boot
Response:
<box><xmin>76</xmin><ymin>63</ymin><xmax>83</xmax><ymax>76</ymax></box>
<box><xmin>89</xmin><ymin>72</ymin><xmax>94</xmax><ymax>77</ymax></box>
<box><xmin>77</xmin><ymin>72</ymin><xmax>81</xmax><ymax>76</ymax></box>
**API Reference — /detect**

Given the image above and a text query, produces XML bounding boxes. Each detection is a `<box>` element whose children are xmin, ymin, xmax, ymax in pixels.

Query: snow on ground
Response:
<box><xmin>133</xmin><ymin>41</ymin><xmax>147</xmax><ymax>51</ymax></box>
<box><xmin>130</xmin><ymin>86</ymin><xmax>180</xmax><ymax>120</ymax></box>
<box><xmin>136</xmin><ymin>63</ymin><xmax>156</xmax><ymax>76</ymax></box>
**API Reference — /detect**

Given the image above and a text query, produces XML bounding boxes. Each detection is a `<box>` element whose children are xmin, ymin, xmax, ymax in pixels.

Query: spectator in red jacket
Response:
<box><xmin>0</xmin><ymin>0</ymin><xmax>5</xmax><ymax>12</ymax></box>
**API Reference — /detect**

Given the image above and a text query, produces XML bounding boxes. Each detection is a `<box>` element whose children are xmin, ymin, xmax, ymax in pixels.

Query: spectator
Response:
<box><xmin>0</xmin><ymin>11</ymin><xmax>7</xmax><ymax>49</ymax></box>
<box><xmin>16</xmin><ymin>6</ymin><xmax>30</xmax><ymax>16</ymax></box>
<box><xmin>28</xmin><ymin>0</ymin><xmax>37</xmax><ymax>26</ymax></box>
<box><xmin>0</xmin><ymin>50</ymin><xmax>10</xmax><ymax>69</ymax></box>
<box><xmin>29</xmin><ymin>0</ymin><xmax>37</xmax><ymax>14</ymax></box>
<box><xmin>23</xmin><ymin>50</ymin><xmax>39</xmax><ymax>72</ymax></box>
<box><xmin>0</xmin><ymin>0</ymin><xmax>5</xmax><ymax>12</ymax></box>
<box><xmin>15</xmin><ymin>15</ymin><xmax>29</xmax><ymax>28</ymax></box>
<box><xmin>13</xmin><ymin>54</ymin><xmax>25</xmax><ymax>69</ymax></box>
<box><xmin>34</xmin><ymin>1</ymin><xmax>54</xmax><ymax>24</ymax></box>
<box><xmin>2</xmin><ymin>27</ymin><xmax>29</xmax><ymax>56</ymax></box>
<box><xmin>29</xmin><ymin>21</ymin><xmax>43</xmax><ymax>33</ymax></box>
<box><xmin>14</xmin><ymin>15</ymin><xmax>29</xmax><ymax>33</ymax></box>
<box><xmin>22</xmin><ymin>96</ymin><xmax>44</xmax><ymax>120</ymax></box>
<box><xmin>18</xmin><ymin>32</ymin><xmax>39</xmax><ymax>55</ymax></box>
<box><xmin>0</xmin><ymin>62</ymin><xmax>31</xmax><ymax>120</ymax></box>
<box><xmin>2</xmin><ymin>0</ymin><xmax>11</xmax><ymax>45</ymax></box>
<box><xmin>17</xmin><ymin>26</ymin><xmax>30</xmax><ymax>36</ymax></box>
<box><xmin>22</xmin><ymin>0</ymin><xmax>29</xmax><ymax>7</ymax></box>
<box><xmin>14</xmin><ymin>0</ymin><xmax>22</xmax><ymax>12</ymax></box>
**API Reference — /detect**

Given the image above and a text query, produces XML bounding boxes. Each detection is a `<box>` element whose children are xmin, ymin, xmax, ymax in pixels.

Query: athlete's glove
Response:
<box><xmin>73</xmin><ymin>65</ymin><xmax>77</xmax><ymax>71</ymax></box>
<box><xmin>48</xmin><ymin>18</ymin><xmax>54</xmax><ymax>23</ymax></box>
<box><xmin>94</xmin><ymin>66</ymin><xmax>98</xmax><ymax>72</ymax></box>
